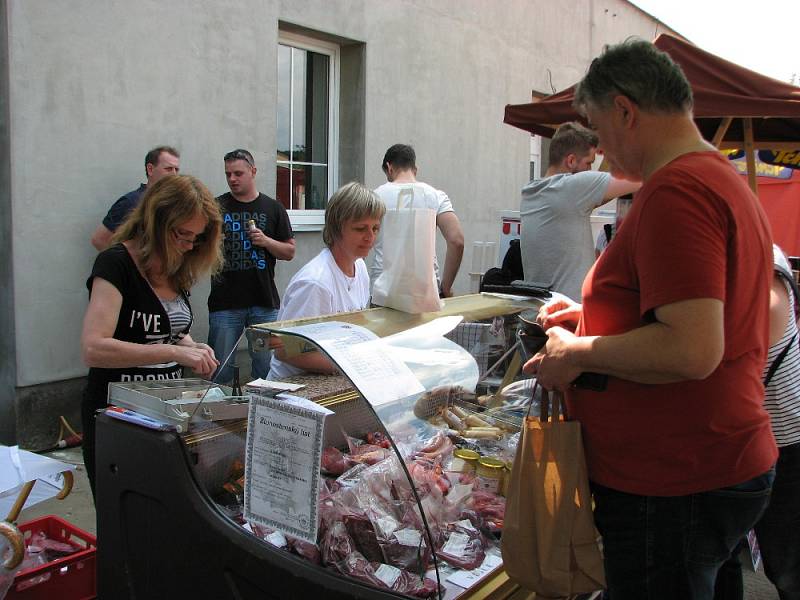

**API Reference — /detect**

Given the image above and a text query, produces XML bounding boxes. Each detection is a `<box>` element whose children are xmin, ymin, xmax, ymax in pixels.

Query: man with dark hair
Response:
<box><xmin>90</xmin><ymin>146</ymin><xmax>180</xmax><ymax>250</ymax></box>
<box><xmin>520</xmin><ymin>122</ymin><xmax>638</xmax><ymax>300</ymax></box>
<box><xmin>525</xmin><ymin>39</ymin><xmax>776</xmax><ymax>599</ymax></box>
<box><xmin>371</xmin><ymin>143</ymin><xmax>464</xmax><ymax>297</ymax></box>
<box><xmin>208</xmin><ymin>149</ymin><xmax>295</xmax><ymax>383</ymax></box>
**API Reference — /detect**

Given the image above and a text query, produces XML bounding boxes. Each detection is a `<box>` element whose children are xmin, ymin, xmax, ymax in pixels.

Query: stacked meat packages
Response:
<box><xmin>241</xmin><ymin>429</ymin><xmax>509</xmax><ymax>599</ymax></box>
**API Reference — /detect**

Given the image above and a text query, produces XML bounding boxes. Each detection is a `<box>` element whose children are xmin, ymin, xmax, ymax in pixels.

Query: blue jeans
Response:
<box><xmin>208</xmin><ymin>307</ymin><xmax>278</xmax><ymax>383</ymax></box>
<box><xmin>592</xmin><ymin>469</ymin><xmax>774</xmax><ymax>600</ymax></box>
<box><xmin>714</xmin><ymin>443</ymin><xmax>800</xmax><ymax>600</ymax></box>
<box><xmin>755</xmin><ymin>442</ymin><xmax>800</xmax><ymax>600</ymax></box>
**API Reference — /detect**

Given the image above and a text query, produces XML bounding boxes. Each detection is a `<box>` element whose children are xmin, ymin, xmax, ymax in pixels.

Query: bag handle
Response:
<box><xmin>540</xmin><ymin>389</ymin><xmax>564</xmax><ymax>422</ymax></box>
<box><xmin>524</xmin><ymin>379</ymin><xmax>564</xmax><ymax>423</ymax></box>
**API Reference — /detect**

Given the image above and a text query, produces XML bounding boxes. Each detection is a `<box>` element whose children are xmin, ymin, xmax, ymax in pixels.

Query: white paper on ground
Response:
<box><xmin>0</xmin><ymin>446</ymin><xmax>75</xmax><ymax>518</ymax></box>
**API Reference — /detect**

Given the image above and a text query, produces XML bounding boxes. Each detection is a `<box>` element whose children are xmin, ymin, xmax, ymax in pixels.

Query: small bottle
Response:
<box><xmin>232</xmin><ymin>364</ymin><xmax>243</xmax><ymax>397</ymax></box>
<box><xmin>247</xmin><ymin>219</ymin><xmax>256</xmax><ymax>232</ymax></box>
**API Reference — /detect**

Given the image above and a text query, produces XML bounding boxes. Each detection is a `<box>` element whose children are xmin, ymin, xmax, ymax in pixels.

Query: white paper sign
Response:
<box><xmin>393</xmin><ymin>528</ymin><xmax>423</xmax><ymax>547</ymax></box>
<box><xmin>243</xmin><ymin>394</ymin><xmax>333</xmax><ymax>544</ymax></box>
<box><xmin>280</xmin><ymin>321</ymin><xmax>424</xmax><ymax>406</ymax></box>
<box><xmin>374</xmin><ymin>563</ymin><xmax>402</xmax><ymax>588</ymax></box>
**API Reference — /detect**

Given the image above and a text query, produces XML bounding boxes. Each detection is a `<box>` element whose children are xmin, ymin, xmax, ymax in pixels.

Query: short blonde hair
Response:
<box><xmin>322</xmin><ymin>182</ymin><xmax>386</xmax><ymax>248</ymax></box>
<box><xmin>113</xmin><ymin>174</ymin><xmax>223</xmax><ymax>291</ymax></box>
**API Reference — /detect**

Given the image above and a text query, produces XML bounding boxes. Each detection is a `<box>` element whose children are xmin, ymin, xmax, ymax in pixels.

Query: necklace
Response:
<box><xmin>330</xmin><ymin>248</ymin><xmax>356</xmax><ymax>291</ymax></box>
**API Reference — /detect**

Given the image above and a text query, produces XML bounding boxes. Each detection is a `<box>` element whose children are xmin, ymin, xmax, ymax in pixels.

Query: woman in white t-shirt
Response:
<box><xmin>268</xmin><ymin>182</ymin><xmax>385</xmax><ymax>379</ymax></box>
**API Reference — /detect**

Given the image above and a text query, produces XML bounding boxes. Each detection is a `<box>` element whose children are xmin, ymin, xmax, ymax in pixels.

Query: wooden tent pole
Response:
<box><xmin>711</xmin><ymin>117</ymin><xmax>733</xmax><ymax>148</ymax></box>
<box><xmin>743</xmin><ymin>118</ymin><xmax>758</xmax><ymax>194</ymax></box>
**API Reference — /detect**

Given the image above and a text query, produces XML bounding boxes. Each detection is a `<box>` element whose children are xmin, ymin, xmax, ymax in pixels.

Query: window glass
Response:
<box><xmin>276</xmin><ymin>38</ymin><xmax>334</xmax><ymax>218</ymax></box>
<box><xmin>276</xmin><ymin>44</ymin><xmax>292</xmax><ymax>158</ymax></box>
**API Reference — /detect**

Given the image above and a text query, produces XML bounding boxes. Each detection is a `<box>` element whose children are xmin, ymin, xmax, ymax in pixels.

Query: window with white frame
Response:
<box><xmin>277</xmin><ymin>32</ymin><xmax>339</xmax><ymax>231</ymax></box>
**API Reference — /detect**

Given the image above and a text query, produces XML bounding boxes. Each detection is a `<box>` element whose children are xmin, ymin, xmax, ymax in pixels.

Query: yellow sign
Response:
<box><xmin>723</xmin><ymin>149</ymin><xmax>793</xmax><ymax>179</ymax></box>
<box><xmin>760</xmin><ymin>150</ymin><xmax>800</xmax><ymax>168</ymax></box>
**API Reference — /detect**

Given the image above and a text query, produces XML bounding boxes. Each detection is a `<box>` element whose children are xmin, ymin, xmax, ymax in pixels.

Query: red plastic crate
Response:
<box><xmin>7</xmin><ymin>515</ymin><xmax>96</xmax><ymax>600</ymax></box>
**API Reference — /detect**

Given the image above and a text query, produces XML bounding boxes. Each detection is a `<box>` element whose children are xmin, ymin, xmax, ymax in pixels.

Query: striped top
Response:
<box><xmin>763</xmin><ymin>252</ymin><xmax>800</xmax><ymax>447</ymax></box>
<box><xmin>161</xmin><ymin>295</ymin><xmax>192</xmax><ymax>345</ymax></box>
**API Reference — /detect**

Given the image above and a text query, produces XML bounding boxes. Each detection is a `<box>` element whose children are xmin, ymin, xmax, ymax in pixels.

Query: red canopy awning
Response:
<box><xmin>504</xmin><ymin>34</ymin><xmax>800</xmax><ymax>147</ymax></box>
<box><xmin>750</xmin><ymin>170</ymin><xmax>800</xmax><ymax>256</ymax></box>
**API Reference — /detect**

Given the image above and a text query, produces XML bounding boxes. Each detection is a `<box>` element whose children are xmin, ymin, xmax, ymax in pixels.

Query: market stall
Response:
<box><xmin>726</xmin><ymin>152</ymin><xmax>800</xmax><ymax>255</ymax></box>
<box><xmin>95</xmin><ymin>294</ymin><xmax>564</xmax><ymax>600</ymax></box>
<box><xmin>504</xmin><ymin>33</ymin><xmax>800</xmax><ymax>197</ymax></box>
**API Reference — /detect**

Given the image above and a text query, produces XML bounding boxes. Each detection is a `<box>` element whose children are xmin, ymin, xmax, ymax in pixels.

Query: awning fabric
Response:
<box><xmin>503</xmin><ymin>34</ymin><xmax>800</xmax><ymax>145</ymax></box>
<box><xmin>751</xmin><ymin>171</ymin><xmax>800</xmax><ymax>256</ymax></box>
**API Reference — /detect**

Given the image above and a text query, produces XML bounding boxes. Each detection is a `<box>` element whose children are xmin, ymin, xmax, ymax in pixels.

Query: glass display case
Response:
<box><xmin>95</xmin><ymin>293</ymin><xmax>549</xmax><ymax>600</ymax></box>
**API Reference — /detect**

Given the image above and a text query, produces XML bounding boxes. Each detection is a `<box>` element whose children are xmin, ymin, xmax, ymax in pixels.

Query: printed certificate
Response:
<box><xmin>244</xmin><ymin>394</ymin><xmax>332</xmax><ymax>544</ymax></box>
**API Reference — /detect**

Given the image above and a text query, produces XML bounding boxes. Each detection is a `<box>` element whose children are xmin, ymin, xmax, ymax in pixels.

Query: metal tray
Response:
<box><xmin>108</xmin><ymin>379</ymin><xmax>244</xmax><ymax>432</ymax></box>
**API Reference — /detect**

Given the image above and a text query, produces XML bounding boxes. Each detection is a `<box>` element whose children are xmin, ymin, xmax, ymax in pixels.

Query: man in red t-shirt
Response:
<box><xmin>523</xmin><ymin>40</ymin><xmax>777</xmax><ymax>600</ymax></box>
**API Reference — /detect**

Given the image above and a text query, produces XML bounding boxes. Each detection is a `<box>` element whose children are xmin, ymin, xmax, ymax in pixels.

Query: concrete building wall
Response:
<box><xmin>0</xmin><ymin>0</ymin><xmax>15</xmax><ymax>442</ymax></box>
<box><xmin>1</xmin><ymin>0</ymin><xmax>673</xmax><ymax>445</ymax></box>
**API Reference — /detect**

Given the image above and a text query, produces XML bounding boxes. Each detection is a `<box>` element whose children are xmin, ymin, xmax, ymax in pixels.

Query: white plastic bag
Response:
<box><xmin>372</xmin><ymin>187</ymin><xmax>444</xmax><ymax>314</ymax></box>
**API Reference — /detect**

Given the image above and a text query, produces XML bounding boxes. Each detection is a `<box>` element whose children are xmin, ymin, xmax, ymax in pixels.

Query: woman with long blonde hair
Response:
<box><xmin>80</xmin><ymin>174</ymin><xmax>223</xmax><ymax>497</ymax></box>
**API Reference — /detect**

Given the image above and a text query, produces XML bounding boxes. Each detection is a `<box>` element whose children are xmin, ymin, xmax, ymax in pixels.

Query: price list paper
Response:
<box><xmin>244</xmin><ymin>394</ymin><xmax>332</xmax><ymax>544</ymax></box>
<box><xmin>279</xmin><ymin>321</ymin><xmax>425</xmax><ymax>406</ymax></box>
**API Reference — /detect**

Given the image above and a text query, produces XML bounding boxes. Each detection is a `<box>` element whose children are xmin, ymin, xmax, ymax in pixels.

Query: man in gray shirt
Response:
<box><xmin>520</xmin><ymin>122</ymin><xmax>639</xmax><ymax>300</ymax></box>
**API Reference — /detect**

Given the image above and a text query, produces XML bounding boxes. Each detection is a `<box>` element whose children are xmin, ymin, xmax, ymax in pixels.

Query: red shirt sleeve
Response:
<box><xmin>633</xmin><ymin>176</ymin><xmax>730</xmax><ymax>317</ymax></box>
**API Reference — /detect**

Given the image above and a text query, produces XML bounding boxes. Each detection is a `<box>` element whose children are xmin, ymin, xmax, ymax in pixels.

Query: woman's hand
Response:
<box><xmin>537</xmin><ymin>298</ymin><xmax>583</xmax><ymax>332</ymax></box>
<box><xmin>81</xmin><ymin>276</ymin><xmax>221</xmax><ymax>378</ymax></box>
<box><xmin>268</xmin><ymin>334</ymin><xmax>285</xmax><ymax>352</ymax></box>
<box><xmin>176</xmin><ymin>336</ymin><xmax>219</xmax><ymax>378</ymax></box>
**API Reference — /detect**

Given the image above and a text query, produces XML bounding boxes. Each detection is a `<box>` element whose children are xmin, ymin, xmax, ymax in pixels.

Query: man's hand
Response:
<box><xmin>248</xmin><ymin>229</ymin><xmax>296</xmax><ymax>260</ymax></box>
<box><xmin>538</xmin><ymin>298</ymin><xmax>583</xmax><ymax>332</ymax></box>
<box><xmin>522</xmin><ymin>326</ymin><xmax>584</xmax><ymax>391</ymax></box>
<box><xmin>248</xmin><ymin>227</ymin><xmax>271</xmax><ymax>248</ymax></box>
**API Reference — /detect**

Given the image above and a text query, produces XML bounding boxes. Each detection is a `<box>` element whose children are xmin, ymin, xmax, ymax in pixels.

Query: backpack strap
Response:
<box><xmin>764</xmin><ymin>333</ymin><xmax>797</xmax><ymax>387</ymax></box>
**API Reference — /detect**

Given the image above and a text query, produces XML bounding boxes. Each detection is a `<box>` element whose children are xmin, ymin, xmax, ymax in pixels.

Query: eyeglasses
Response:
<box><xmin>224</xmin><ymin>149</ymin><xmax>255</xmax><ymax>167</ymax></box>
<box><xmin>173</xmin><ymin>228</ymin><xmax>206</xmax><ymax>247</ymax></box>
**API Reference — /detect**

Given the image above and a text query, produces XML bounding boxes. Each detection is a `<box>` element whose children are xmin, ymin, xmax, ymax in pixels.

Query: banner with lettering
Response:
<box><xmin>758</xmin><ymin>149</ymin><xmax>800</xmax><ymax>170</ymax></box>
<box><xmin>721</xmin><ymin>149</ymin><xmax>793</xmax><ymax>179</ymax></box>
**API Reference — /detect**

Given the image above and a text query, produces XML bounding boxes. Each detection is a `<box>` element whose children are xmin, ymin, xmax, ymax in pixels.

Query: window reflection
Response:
<box><xmin>276</xmin><ymin>43</ymin><xmax>330</xmax><ymax>211</ymax></box>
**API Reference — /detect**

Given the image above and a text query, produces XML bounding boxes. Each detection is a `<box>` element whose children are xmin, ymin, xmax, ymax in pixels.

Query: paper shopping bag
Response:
<box><xmin>372</xmin><ymin>186</ymin><xmax>444</xmax><ymax>313</ymax></box>
<box><xmin>501</xmin><ymin>389</ymin><xmax>605</xmax><ymax>598</ymax></box>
